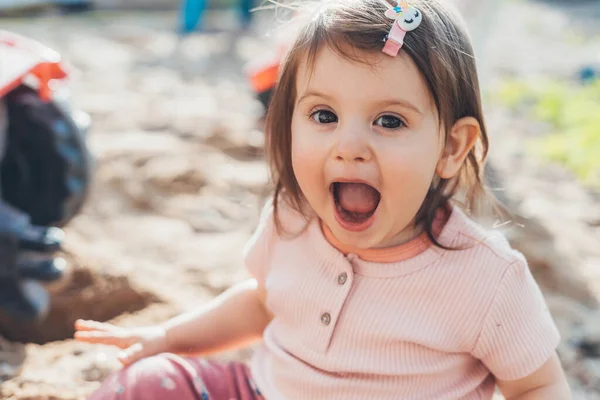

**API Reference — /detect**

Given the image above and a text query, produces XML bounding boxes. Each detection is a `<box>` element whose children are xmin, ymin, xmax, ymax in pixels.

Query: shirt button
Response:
<box><xmin>321</xmin><ymin>312</ymin><xmax>331</xmax><ymax>326</ymax></box>
<box><xmin>338</xmin><ymin>272</ymin><xmax>348</xmax><ymax>285</ymax></box>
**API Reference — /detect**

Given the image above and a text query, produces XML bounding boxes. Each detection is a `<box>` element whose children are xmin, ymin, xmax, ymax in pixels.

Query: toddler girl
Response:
<box><xmin>75</xmin><ymin>0</ymin><xmax>572</xmax><ymax>398</ymax></box>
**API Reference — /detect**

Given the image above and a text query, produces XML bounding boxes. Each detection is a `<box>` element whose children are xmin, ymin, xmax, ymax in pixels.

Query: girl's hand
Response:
<box><xmin>74</xmin><ymin>319</ymin><xmax>169</xmax><ymax>366</ymax></box>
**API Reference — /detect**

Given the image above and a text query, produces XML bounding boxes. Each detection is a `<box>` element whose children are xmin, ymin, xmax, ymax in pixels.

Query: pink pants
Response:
<box><xmin>88</xmin><ymin>354</ymin><xmax>264</xmax><ymax>400</ymax></box>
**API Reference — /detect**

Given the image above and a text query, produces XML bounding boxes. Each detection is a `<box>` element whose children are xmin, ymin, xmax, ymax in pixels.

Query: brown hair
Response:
<box><xmin>265</xmin><ymin>0</ymin><xmax>495</xmax><ymax>248</ymax></box>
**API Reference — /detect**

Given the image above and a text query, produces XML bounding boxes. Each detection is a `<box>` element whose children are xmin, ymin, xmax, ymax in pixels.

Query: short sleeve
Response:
<box><xmin>471</xmin><ymin>257</ymin><xmax>561</xmax><ymax>381</ymax></box>
<box><xmin>242</xmin><ymin>199</ymin><xmax>275</xmax><ymax>286</ymax></box>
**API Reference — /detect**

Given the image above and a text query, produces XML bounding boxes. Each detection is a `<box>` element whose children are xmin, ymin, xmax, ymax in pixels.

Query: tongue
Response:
<box><xmin>336</xmin><ymin>183</ymin><xmax>379</xmax><ymax>213</ymax></box>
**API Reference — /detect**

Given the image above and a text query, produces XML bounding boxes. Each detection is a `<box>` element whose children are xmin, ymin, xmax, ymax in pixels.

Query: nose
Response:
<box><xmin>333</xmin><ymin>124</ymin><xmax>372</xmax><ymax>163</ymax></box>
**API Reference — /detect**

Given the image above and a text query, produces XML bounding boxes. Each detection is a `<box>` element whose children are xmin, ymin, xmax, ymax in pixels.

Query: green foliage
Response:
<box><xmin>495</xmin><ymin>78</ymin><xmax>600</xmax><ymax>188</ymax></box>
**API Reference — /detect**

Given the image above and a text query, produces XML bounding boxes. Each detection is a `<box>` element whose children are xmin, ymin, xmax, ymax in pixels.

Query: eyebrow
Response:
<box><xmin>296</xmin><ymin>90</ymin><xmax>424</xmax><ymax>116</ymax></box>
<box><xmin>295</xmin><ymin>90</ymin><xmax>333</xmax><ymax>107</ymax></box>
<box><xmin>376</xmin><ymin>99</ymin><xmax>424</xmax><ymax>116</ymax></box>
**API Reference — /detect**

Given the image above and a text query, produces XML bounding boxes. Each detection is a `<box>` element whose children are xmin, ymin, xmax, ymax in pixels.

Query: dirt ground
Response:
<box><xmin>1</xmin><ymin>1</ymin><xmax>600</xmax><ymax>399</ymax></box>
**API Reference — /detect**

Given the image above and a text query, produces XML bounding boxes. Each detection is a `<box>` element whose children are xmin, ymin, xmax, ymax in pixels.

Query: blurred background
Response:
<box><xmin>0</xmin><ymin>0</ymin><xmax>599</xmax><ymax>399</ymax></box>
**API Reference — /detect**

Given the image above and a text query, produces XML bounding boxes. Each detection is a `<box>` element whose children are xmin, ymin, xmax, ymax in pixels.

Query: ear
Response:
<box><xmin>436</xmin><ymin>117</ymin><xmax>481</xmax><ymax>179</ymax></box>
<box><xmin>385</xmin><ymin>9</ymin><xmax>399</xmax><ymax>19</ymax></box>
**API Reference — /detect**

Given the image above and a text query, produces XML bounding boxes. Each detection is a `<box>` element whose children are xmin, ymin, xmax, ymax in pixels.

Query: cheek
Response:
<box><xmin>291</xmin><ymin>117</ymin><xmax>324</xmax><ymax>200</ymax></box>
<box><xmin>378</xmin><ymin>136</ymin><xmax>440</xmax><ymax>206</ymax></box>
<box><xmin>291</xmin><ymin>116</ymin><xmax>314</xmax><ymax>172</ymax></box>
<box><xmin>383</xmin><ymin>150</ymin><xmax>437</xmax><ymax>187</ymax></box>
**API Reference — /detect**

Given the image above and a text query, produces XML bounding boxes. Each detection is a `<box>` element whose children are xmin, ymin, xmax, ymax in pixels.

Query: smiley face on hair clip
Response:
<box><xmin>385</xmin><ymin>0</ymin><xmax>422</xmax><ymax>30</ymax></box>
<box><xmin>381</xmin><ymin>0</ymin><xmax>423</xmax><ymax>56</ymax></box>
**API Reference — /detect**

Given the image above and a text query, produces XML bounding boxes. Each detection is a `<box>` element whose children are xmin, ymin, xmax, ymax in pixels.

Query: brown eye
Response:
<box><xmin>375</xmin><ymin>115</ymin><xmax>404</xmax><ymax>129</ymax></box>
<box><xmin>311</xmin><ymin>110</ymin><xmax>338</xmax><ymax>124</ymax></box>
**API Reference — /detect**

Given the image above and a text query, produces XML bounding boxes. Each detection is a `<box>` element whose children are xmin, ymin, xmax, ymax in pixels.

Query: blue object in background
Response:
<box><xmin>0</xmin><ymin>0</ymin><xmax>91</xmax><ymax>11</ymax></box>
<box><xmin>54</xmin><ymin>0</ymin><xmax>88</xmax><ymax>4</ymax></box>
<box><xmin>56</xmin><ymin>0</ymin><xmax>93</xmax><ymax>12</ymax></box>
<box><xmin>179</xmin><ymin>0</ymin><xmax>254</xmax><ymax>33</ymax></box>
<box><xmin>579</xmin><ymin>65</ymin><xmax>598</xmax><ymax>84</ymax></box>
<box><xmin>180</xmin><ymin>0</ymin><xmax>207</xmax><ymax>33</ymax></box>
<box><xmin>240</xmin><ymin>0</ymin><xmax>252</xmax><ymax>27</ymax></box>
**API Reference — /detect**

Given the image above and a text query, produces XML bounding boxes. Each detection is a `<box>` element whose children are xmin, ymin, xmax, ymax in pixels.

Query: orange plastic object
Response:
<box><xmin>0</xmin><ymin>30</ymin><xmax>68</xmax><ymax>102</ymax></box>
<box><xmin>245</xmin><ymin>42</ymin><xmax>290</xmax><ymax>94</ymax></box>
<box><xmin>248</xmin><ymin>62</ymin><xmax>280</xmax><ymax>94</ymax></box>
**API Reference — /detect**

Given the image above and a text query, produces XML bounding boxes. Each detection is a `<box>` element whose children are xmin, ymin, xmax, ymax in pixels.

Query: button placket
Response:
<box><xmin>321</xmin><ymin>269</ymin><xmax>349</xmax><ymax>328</ymax></box>
<box><xmin>321</xmin><ymin>259</ymin><xmax>354</xmax><ymax>329</ymax></box>
<box><xmin>315</xmin><ymin>257</ymin><xmax>356</xmax><ymax>352</ymax></box>
<box><xmin>340</xmin><ymin>252</ymin><xmax>357</xmax><ymax>286</ymax></box>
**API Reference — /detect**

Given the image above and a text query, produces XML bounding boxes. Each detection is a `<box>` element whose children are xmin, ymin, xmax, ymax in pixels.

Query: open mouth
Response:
<box><xmin>331</xmin><ymin>182</ymin><xmax>381</xmax><ymax>230</ymax></box>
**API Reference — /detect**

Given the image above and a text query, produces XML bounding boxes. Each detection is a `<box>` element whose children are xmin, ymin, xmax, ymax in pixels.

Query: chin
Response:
<box><xmin>331</xmin><ymin>222</ymin><xmax>381</xmax><ymax>248</ymax></box>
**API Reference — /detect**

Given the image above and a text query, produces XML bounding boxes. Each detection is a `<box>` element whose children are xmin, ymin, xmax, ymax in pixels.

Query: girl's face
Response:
<box><xmin>291</xmin><ymin>46</ymin><xmax>445</xmax><ymax>249</ymax></box>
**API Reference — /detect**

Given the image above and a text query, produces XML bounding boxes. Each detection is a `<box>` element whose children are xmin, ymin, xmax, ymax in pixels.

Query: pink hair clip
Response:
<box><xmin>380</xmin><ymin>0</ymin><xmax>423</xmax><ymax>57</ymax></box>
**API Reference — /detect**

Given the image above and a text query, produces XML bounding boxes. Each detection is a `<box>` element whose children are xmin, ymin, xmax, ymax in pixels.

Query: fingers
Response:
<box><xmin>118</xmin><ymin>343</ymin><xmax>146</xmax><ymax>366</ymax></box>
<box><xmin>74</xmin><ymin>331</ymin><xmax>132</xmax><ymax>348</ymax></box>
<box><xmin>74</xmin><ymin>319</ymin><xmax>118</xmax><ymax>333</ymax></box>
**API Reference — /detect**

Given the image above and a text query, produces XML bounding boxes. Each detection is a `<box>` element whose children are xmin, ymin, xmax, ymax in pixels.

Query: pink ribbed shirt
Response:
<box><xmin>243</xmin><ymin>201</ymin><xmax>560</xmax><ymax>400</ymax></box>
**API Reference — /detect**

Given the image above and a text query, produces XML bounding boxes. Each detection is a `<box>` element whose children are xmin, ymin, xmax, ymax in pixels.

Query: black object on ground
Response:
<box><xmin>0</xmin><ymin>85</ymin><xmax>92</xmax><ymax>227</ymax></box>
<box><xmin>17</xmin><ymin>256</ymin><xmax>66</xmax><ymax>282</ymax></box>
<box><xmin>17</xmin><ymin>225</ymin><xmax>64</xmax><ymax>253</ymax></box>
<box><xmin>0</xmin><ymin>233</ymin><xmax>51</xmax><ymax>322</ymax></box>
